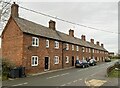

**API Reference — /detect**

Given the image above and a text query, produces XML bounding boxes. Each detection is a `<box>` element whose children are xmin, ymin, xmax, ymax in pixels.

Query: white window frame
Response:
<box><xmin>66</xmin><ymin>43</ymin><xmax>69</xmax><ymax>50</ymax></box>
<box><xmin>76</xmin><ymin>46</ymin><xmax>79</xmax><ymax>51</ymax></box>
<box><xmin>65</xmin><ymin>56</ymin><xmax>69</xmax><ymax>63</ymax></box>
<box><xmin>76</xmin><ymin>56</ymin><xmax>79</xmax><ymax>60</ymax></box>
<box><xmin>55</xmin><ymin>41</ymin><xmax>59</xmax><ymax>49</ymax></box>
<box><xmin>31</xmin><ymin>56</ymin><xmax>38</xmax><ymax>66</ymax></box>
<box><xmin>32</xmin><ymin>37</ymin><xmax>39</xmax><ymax>47</ymax></box>
<box><xmin>46</xmin><ymin>39</ymin><xmax>49</xmax><ymax>48</ymax></box>
<box><xmin>93</xmin><ymin>49</ymin><xmax>94</xmax><ymax>53</ymax></box>
<box><xmin>82</xmin><ymin>47</ymin><xmax>85</xmax><ymax>52</ymax></box>
<box><xmin>54</xmin><ymin>56</ymin><xmax>59</xmax><ymax>64</ymax></box>
<box><xmin>72</xmin><ymin>45</ymin><xmax>74</xmax><ymax>51</ymax></box>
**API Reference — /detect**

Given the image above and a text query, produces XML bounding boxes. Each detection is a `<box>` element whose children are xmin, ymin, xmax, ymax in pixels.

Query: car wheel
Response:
<box><xmin>93</xmin><ymin>63</ymin><xmax>94</xmax><ymax>66</ymax></box>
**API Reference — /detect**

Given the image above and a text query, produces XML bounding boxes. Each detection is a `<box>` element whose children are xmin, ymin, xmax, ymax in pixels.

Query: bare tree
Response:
<box><xmin>0</xmin><ymin>0</ymin><xmax>11</xmax><ymax>30</ymax></box>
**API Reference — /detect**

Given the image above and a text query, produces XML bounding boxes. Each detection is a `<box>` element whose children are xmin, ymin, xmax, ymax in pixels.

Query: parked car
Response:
<box><xmin>75</xmin><ymin>60</ymin><xmax>89</xmax><ymax>68</ymax></box>
<box><xmin>87</xmin><ymin>59</ymin><xmax>97</xmax><ymax>66</ymax></box>
<box><xmin>105</xmin><ymin>58</ymin><xmax>111</xmax><ymax>62</ymax></box>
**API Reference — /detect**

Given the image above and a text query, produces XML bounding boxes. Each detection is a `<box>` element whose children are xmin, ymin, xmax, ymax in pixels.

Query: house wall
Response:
<box><xmin>2</xmin><ymin>18</ymin><xmax>23</xmax><ymax>66</ymax></box>
<box><xmin>2</xmin><ymin>18</ymin><xmax>109</xmax><ymax>74</ymax></box>
<box><xmin>22</xmin><ymin>33</ymin><xmax>62</xmax><ymax>74</ymax></box>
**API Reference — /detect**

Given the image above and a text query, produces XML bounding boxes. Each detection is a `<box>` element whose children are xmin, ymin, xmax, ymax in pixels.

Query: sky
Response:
<box><xmin>0</xmin><ymin>0</ymin><xmax>119</xmax><ymax>54</ymax></box>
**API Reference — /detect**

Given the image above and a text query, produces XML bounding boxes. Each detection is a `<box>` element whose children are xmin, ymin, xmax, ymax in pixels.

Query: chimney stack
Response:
<box><xmin>11</xmin><ymin>2</ymin><xmax>19</xmax><ymax>17</ymax></box>
<box><xmin>49</xmin><ymin>20</ymin><xmax>56</xmax><ymax>30</ymax></box>
<box><xmin>96</xmin><ymin>41</ymin><xmax>99</xmax><ymax>46</ymax></box>
<box><xmin>81</xmin><ymin>35</ymin><xmax>86</xmax><ymax>41</ymax></box>
<box><xmin>90</xmin><ymin>39</ymin><xmax>94</xmax><ymax>44</ymax></box>
<box><xmin>101</xmin><ymin>43</ymin><xmax>104</xmax><ymax>47</ymax></box>
<box><xmin>69</xmin><ymin>29</ymin><xmax>74</xmax><ymax>37</ymax></box>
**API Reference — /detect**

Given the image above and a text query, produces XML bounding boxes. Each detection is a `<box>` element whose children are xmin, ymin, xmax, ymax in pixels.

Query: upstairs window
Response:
<box><xmin>32</xmin><ymin>37</ymin><xmax>39</xmax><ymax>47</ymax></box>
<box><xmin>82</xmin><ymin>47</ymin><xmax>85</xmax><ymax>52</ymax></box>
<box><xmin>31</xmin><ymin>56</ymin><xmax>38</xmax><ymax>66</ymax></box>
<box><xmin>76</xmin><ymin>46</ymin><xmax>79</xmax><ymax>51</ymax></box>
<box><xmin>55</xmin><ymin>41</ymin><xmax>59</xmax><ymax>49</ymax></box>
<box><xmin>93</xmin><ymin>49</ymin><xmax>94</xmax><ymax>53</ymax></box>
<box><xmin>66</xmin><ymin>43</ymin><xmax>69</xmax><ymax>50</ymax></box>
<box><xmin>72</xmin><ymin>45</ymin><xmax>74</xmax><ymax>51</ymax></box>
<box><xmin>46</xmin><ymin>39</ymin><xmax>49</xmax><ymax>48</ymax></box>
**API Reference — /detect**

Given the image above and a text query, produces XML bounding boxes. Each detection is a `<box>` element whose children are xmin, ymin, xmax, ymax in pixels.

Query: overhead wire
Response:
<box><xmin>1</xmin><ymin>1</ymin><xmax>119</xmax><ymax>34</ymax></box>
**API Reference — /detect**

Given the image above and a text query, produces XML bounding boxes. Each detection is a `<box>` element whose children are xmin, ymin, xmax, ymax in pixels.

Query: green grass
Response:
<box><xmin>108</xmin><ymin>69</ymin><xmax>120</xmax><ymax>78</ymax></box>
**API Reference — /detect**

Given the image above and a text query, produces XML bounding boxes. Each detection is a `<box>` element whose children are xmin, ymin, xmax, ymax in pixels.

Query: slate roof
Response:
<box><xmin>14</xmin><ymin>17</ymin><xmax>107</xmax><ymax>51</ymax></box>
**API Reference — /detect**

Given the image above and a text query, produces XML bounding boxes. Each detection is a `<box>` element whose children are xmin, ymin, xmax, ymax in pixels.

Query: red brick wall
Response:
<box><xmin>2</xmin><ymin>18</ymin><xmax>23</xmax><ymax>66</ymax></box>
<box><xmin>22</xmin><ymin>33</ymin><xmax>63</xmax><ymax>74</ymax></box>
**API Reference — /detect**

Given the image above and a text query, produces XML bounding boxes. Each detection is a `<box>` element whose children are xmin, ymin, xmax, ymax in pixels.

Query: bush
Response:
<box><xmin>2</xmin><ymin>58</ymin><xmax>16</xmax><ymax>80</ymax></box>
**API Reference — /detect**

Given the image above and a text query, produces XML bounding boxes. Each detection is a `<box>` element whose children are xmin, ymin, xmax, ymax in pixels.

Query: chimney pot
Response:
<box><xmin>101</xmin><ymin>44</ymin><xmax>104</xmax><ymax>47</ymax></box>
<box><xmin>90</xmin><ymin>39</ymin><xmax>94</xmax><ymax>44</ymax></box>
<box><xmin>69</xmin><ymin>29</ymin><xmax>74</xmax><ymax>37</ymax></box>
<box><xmin>11</xmin><ymin>2</ymin><xmax>19</xmax><ymax>17</ymax></box>
<box><xmin>49</xmin><ymin>20</ymin><xmax>56</xmax><ymax>30</ymax></box>
<box><xmin>96</xmin><ymin>41</ymin><xmax>99</xmax><ymax>46</ymax></box>
<box><xmin>81</xmin><ymin>35</ymin><xmax>86</xmax><ymax>41</ymax></box>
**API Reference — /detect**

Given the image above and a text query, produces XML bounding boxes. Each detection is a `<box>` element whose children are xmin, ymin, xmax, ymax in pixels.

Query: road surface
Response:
<box><xmin>2</xmin><ymin>60</ymin><xmax>119</xmax><ymax>87</ymax></box>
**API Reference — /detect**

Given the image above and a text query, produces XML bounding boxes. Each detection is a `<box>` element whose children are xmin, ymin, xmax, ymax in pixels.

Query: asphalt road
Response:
<box><xmin>2</xmin><ymin>60</ymin><xmax>119</xmax><ymax>87</ymax></box>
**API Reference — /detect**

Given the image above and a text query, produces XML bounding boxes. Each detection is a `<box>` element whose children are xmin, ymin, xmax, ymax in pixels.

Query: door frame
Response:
<box><xmin>44</xmin><ymin>56</ymin><xmax>50</xmax><ymax>71</ymax></box>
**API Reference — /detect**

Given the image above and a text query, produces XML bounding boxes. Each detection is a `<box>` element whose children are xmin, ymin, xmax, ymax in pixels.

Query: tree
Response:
<box><xmin>0</xmin><ymin>0</ymin><xmax>11</xmax><ymax>30</ymax></box>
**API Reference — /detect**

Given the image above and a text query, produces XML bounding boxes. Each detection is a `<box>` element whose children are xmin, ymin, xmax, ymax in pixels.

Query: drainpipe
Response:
<box><xmin>91</xmin><ymin>48</ymin><xmax>93</xmax><ymax>59</ymax></box>
<box><xmin>62</xmin><ymin>42</ymin><xmax>66</xmax><ymax>68</ymax></box>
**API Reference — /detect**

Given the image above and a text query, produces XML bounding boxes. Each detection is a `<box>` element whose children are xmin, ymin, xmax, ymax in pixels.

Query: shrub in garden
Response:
<box><xmin>2</xmin><ymin>58</ymin><xmax>15</xmax><ymax>80</ymax></box>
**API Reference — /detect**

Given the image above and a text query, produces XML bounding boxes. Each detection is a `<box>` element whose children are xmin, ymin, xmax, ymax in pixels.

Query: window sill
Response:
<box><xmin>32</xmin><ymin>45</ymin><xmax>39</xmax><ymax>47</ymax></box>
<box><xmin>31</xmin><ymin>65</ymin><xmax>38</xmax><ymax>67</ymax></box>
<box><xmin>54</xmin><ymin>48</ymin><xmax>59</xmax><ymax>49</ymax></box>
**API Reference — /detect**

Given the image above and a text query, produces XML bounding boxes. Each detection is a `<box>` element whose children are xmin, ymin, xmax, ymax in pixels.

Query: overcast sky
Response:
<box><xmin>0</xmin><ymin>0</ymin><xmax>119</xmax><ymax>54</ymax></box>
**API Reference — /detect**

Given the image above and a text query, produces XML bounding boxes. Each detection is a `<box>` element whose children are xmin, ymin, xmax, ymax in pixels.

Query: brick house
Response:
<box><xmin>1</xmin><ymin>2</ymin><xmax>109</xmax><ymax>74</ymax></box>
<box><xmin>109</xmin><ymin>52</ymin><xmax>114</xmax><ymax>57</ymax></box>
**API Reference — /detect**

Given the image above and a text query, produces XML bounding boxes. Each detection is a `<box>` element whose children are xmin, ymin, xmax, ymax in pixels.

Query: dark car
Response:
<box><xmin>75</xmin><ymin>60</ymin><xmax>89</xmax><ymax>68</ymax></box>
<box><xmin>87</xmin><ymin>59</ymin><xmax>97</xmax><ymax>66</ymax></box>
<box><xmin>105</xmin><ymin>58</ymin><xmax>111</xmax><ymax>62</ymax></box>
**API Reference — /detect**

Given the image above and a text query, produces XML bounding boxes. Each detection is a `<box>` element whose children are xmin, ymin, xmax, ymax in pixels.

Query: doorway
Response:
<box><xmin>45</xmin><ymin>57</ymin><xmax>49</xmax><ymax>70</ymax></box>
<box><xmin>72</xmin><ymin>56</ymin><xmax>74</xmax><ymax>66</ymax></box>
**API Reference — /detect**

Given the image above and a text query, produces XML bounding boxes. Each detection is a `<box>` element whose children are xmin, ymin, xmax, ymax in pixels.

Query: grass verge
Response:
<box><xmin>108</xmin><ymin>69</ymin><xmax>120</xmax><ymax>78</ymax></box>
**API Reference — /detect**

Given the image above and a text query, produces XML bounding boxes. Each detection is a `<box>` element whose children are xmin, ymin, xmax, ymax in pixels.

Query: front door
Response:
<box><xmin>45</xmin><ymin>57</ymin><xmax>49</xmax><ymax>69</ymax></box>
<box><xmin>72</xmin><ymin>56</ymin><xmax>74</xmax><ymax>66</ymax></box>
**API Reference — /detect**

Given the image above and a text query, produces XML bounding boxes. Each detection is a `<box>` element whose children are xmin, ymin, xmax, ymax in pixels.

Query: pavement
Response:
<box><xmin>2</xmin><ymin>59</ymin><xmax>119</xmax><ymax>87</ymax></box>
